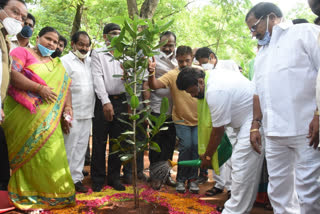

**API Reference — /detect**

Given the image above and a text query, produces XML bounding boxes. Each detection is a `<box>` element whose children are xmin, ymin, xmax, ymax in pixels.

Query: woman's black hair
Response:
<box><xmin>38</xmin><ymin>26</ymin><xmax>59</xmax><ymax>38</ymax></box>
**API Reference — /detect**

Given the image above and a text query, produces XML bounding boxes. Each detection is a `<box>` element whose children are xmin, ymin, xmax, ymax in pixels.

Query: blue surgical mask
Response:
<box><xmin>258</xmin><ymin>15</ymin><xmax>271</xmax><ymax>46</ymax></box>
<box><xmin>37</xmin><ymin>43</ymin><xmax>55</xmax><ymax>56</ymax></box>
<box><xmin>20</xmin><ymin>25</ymin><xmax>33</xmax><ymax>38</ymax></box>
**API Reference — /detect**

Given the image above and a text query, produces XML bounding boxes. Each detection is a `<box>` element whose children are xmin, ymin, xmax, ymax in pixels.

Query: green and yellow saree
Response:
<box><xmin>2</xmin><ymin>48</ymin><xmax>75</xmax><ymax>210</ymax></box>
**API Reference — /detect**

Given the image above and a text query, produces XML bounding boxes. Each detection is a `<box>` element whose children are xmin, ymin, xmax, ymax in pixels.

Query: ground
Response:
<box><xmin>4</xmin><ymin>139</ymin><xmax>273</xmax><ymax>214</ymax></box>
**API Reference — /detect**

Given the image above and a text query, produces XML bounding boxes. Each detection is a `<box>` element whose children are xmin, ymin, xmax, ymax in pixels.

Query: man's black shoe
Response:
<box><xmin>82</xmin><ymin>170</ymin><xmax>89</xmax><ymax>177</ymax></box>
<box><xmin>92</xmin><ymin>182</ymin><xmax>104</xmax><ymax>192</ymax></box>
<box><xmin>166</xmin><ymin>176</ymin><xmax>177</xmax><ymax>187</ymax></box>
<box><xmin>108</xmin><ymin>180</ymin><xmax>125</xmax><ymax>191</ymax></box>
<box><xmin>75</xmin><ymin>182</ymin><xmax>88</xmax><ymax>193</ymax></box>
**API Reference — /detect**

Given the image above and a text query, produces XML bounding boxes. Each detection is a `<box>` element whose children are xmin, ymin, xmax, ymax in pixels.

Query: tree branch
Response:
<box><xmin>127</xmin><ymin>0</ymin><xmax>139</xmax><ymax>19</ymax></box>
<box><xmin>160</xmin><ymin>0</ymin><xmax>196</xmax><ymax>20</ymax></box>
<box><xmin>140</xmin><ymin>0</ymin><xmax>159</xmax><ymax>19</ymax></box>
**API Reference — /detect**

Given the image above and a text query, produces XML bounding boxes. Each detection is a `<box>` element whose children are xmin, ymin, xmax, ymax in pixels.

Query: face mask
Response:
<box><xmin>73</xmin><ymin>49</ymin><xmax>88</xmax><ymax>59</ymax></box>
<box><xmin>20</xmin><ymin>25</ymin><xmax>33</xmax><ymax>38</ymax></box>
<box><xmin>51</xmin><ymin>49</ymin><xmax>62</xmax><ymax>58</ymax></box>
<box><xmin>37</xmin><ymin>43</ymin><xmax>55</xmax><ymax>57</ymax></box>
<box><xmin>1</xmin><ymin>9</ymin><xmax>22</xmax><ymax>36</ymax></box>
<box><xmin>201</xmin><ymin>63</ymin><xmax>215</xmax><ymax>70</ymax></box>
<box><xmin>258</xmin><ymin>15</ymin><xmax>271</xmax><ymax>46</ymax></box>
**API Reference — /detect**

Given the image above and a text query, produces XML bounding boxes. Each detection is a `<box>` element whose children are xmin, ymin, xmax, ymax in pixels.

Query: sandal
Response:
<box><xmin>205</xmin><ymin>186</ymin><xmax>223</xmax><ymax>196</ymax></box>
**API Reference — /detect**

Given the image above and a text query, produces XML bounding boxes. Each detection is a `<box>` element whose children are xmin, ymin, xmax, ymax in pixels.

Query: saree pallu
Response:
<box><xmin>2</xmin><ymin>57</ymin><xmax>75</xmax><ymax>210</ymax></box>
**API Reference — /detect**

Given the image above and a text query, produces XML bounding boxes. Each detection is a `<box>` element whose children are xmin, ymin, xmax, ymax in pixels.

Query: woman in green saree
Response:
<box><xmin>2</xmin><ymin>26</ymin><xmax>75</xmax><ymax>211</ymax></box>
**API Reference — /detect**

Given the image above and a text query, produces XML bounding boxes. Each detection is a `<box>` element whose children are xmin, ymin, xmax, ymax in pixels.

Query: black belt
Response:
<box><xmin>109</xmin><ymin>94</ymin><xmax>126</xmax><ymax>100</ymax></box>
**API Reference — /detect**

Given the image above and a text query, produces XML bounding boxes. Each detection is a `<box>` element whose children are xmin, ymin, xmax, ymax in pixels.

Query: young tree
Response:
<box><xmin>107</xmin><ymin>16</ymin><xmax>172</xmax><ymax>208</ymax></box>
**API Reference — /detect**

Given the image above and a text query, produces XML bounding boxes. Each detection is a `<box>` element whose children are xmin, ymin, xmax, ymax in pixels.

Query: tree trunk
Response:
<box><xmin>71</xmin><ymin>0</ymin><xmax>84</xmax><ymax>37</ymax></box>
<box><xmin>127</xmin><ymin>0</ymin><xmax>139</xmax><ymax>19</ymax></box>
<box><xmin>140</xmin><ymin>0</ymin><xmax>159</xmax><ymax>19</ymax></box>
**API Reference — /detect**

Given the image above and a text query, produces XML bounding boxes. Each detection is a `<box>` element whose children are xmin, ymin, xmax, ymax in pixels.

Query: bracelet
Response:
<box><xmin>250</xmin><ymin>129</ymin><xmax>260</xmax><ymax>133</ymax></box>
<box><xmin>315</xmin><ymin>110</ymin><xmax>319</xmax><ymax>116</ymax></box>
<box><xmin>64</xmin><ymin>106</ymin><xmax>73</xmax><ymax>110</ymax></box>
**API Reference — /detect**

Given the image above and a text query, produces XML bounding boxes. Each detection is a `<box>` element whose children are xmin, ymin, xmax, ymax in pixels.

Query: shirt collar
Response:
<box><xmin>274</xmin><ymin>20</ymin><xmax>292</xmax><ymax>31</ymax></box>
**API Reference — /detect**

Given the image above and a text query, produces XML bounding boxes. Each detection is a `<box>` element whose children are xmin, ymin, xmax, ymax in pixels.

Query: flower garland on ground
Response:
<box><xmin>45</xmin><ymin>185</ymin><xmax>220</xmax><ymax>214</ymax></box>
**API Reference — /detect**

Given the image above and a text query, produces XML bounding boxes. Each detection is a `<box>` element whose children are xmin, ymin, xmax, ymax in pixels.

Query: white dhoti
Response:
<box><xmin>265</xmin><ymin>135</ymin><xmax>320</xmax><ymax>214</ymax></box>
<box><xmin>222</xmin><ymin>135</ymin><xmax>264</xmax><ymax>214</ymax></box>
<box><xmin>64</xmin><ymin>118</ymin><xmax>92</xmax><ymax>183</ymax></box>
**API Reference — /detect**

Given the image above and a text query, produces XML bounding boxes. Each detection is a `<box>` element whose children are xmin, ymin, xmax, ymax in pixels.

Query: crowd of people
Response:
<box><xmin>0</xmin><ymin>0</ymin><xmax>320</xmax><ymax>213</ymax></box>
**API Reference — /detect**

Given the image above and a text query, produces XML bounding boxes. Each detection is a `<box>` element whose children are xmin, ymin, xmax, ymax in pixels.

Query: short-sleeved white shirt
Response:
<box><xmin>206</xmin><ymin>69</ymin><xmax>254</xmax><ymax>138</ymax></box>
<box><xmin>61</xmin><ymin>52</ymin><xmax>95</xmax><ymax>119</ymax></box>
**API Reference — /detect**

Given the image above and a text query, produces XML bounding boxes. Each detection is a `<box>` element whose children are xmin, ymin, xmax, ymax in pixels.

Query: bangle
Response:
<box><xmin>315</xmin><ymin>110</ymin><xmax>319</xmax><ymax>116</ymax></box>
<box><xmin>250</xmin><ymin>129</ymin><xmax>260</xmax><ymax>133</ymax></box>
<box><xmin>64</xmin><ymin>106</ymin><xmax>72</xmax><ymax>111</ymax></box>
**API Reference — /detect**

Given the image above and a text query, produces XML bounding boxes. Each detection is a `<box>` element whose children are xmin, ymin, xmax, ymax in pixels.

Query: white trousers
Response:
<box><xmin>265</xmin><ymin>135</ymin><xmax>320</xmax><ymax>214</ymax></box>
<box><xmin>214</xmin><ymin>159</ymin><xmax>232</xmax><ymax>191</ymax></box>
<box><xmin>222</xmin><ymin>135</ymin><xmax>264</xmax><ymax>214</ymax></box>
<box><xmin>64</xmin><ymin>119</ymin><xmax>91</xmax><ymax>183</ymax></box>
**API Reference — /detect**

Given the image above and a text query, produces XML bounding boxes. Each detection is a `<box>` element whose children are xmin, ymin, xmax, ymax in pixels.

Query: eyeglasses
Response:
<box><xmin>250</xmin><ymin>16</ymin><xmax>264</xmax><ymax>33</ymax></box>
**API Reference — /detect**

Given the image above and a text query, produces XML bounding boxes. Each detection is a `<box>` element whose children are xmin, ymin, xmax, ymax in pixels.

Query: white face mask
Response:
<box><xmin>201</xmin><ymin>63</ymin><xmax>215</xmax><ymax>70</ymax></box>
<box><xmin>73</xmin><ymin>49</ymin><xmax>88</xmax><ymax>59</ymax></box>
<box><xmin>1</xmin><ymin>9</ymin><xmax>22</xmax><ymax>36</ymax></box>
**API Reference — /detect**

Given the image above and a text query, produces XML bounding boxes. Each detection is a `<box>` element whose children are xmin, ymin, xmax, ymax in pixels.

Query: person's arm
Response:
<box><xmin>201</xmin><ymin>89</ymin><xmax>231</xmax><ymax>168</ymax></box>
<box><xmin>250</xmin><ymin>95</ymin><xmax>263</xmax><ymax>154</ymax></box>
<box><xmin>301</xmin><ymin>25</ymin><xmax>320</xmax><ymax>150</ymax></box>
<box><xmin>147</xmin><ymin>56</ymin><xmax>165</xmax><ymax>89</ymax></box>
<box><xmin>91</xmin><ymin>50</ymin><xmax>114</xmax><ymax>121</ymax></box>
<box><xmin>200</xmin><ymin>126</ymin><xmax>225</xmax><ymax>168</ymax></box>
<box><xmin>11</xmin><ymin>67</ymin><xmax>58</xmax><ymax>105</ymax></box>
<box><xmin>61</xmin><ymin>88</ymin><xmax>73</xmax><ymax>134</ymax></box>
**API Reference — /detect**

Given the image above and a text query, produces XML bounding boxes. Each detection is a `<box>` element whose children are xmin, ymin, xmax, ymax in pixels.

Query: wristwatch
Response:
<box><xmin>252</xmin><ymin>119</ymin><xmax>262</xmax><ymax>127</ymax></box>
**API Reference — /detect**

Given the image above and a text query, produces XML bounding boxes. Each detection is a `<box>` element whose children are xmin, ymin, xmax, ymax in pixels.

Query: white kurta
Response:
<box><xmin>61</xmin><ymin>52</ymin><xmax>95</xmax><ymax>183</ymax></box>
<box><xmin>206</xmin><ymin>69</ymin><xmax>264</xmax><ymax>214</ymax></box>
<box><xmin>254</xmin><ymin>22</ymin><xmax>320</xmax><ymax>214</ymax></box>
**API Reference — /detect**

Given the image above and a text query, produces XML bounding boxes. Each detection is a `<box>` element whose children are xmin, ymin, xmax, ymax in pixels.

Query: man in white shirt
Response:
<box><xmin>143</xmin><ymin>31</ymin><xmax>177</xmax><ymax>188</ymax></box>
<box><xmin>246</xmin><ymin>2</ymin><xmax>320</xmax><ymax>214</ymax></box>
<box><xmin>61</xmin><ymin>31</ymin><xmax>95</xmax><ymax>193</ymax></box>
<box><xmin>194</xmin><ymin>47</ymin><xmax>240</xmax><ymax>197</ymax></box>
<box><xmin>176</xmin><ymin>66</ymin><xmax>264</xmax><ymax>214</ymax></box>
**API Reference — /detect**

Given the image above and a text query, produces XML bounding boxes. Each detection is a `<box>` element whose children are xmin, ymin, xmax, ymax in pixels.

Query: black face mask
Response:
<box><xmin>51</xmin><ymin>49</ymin><xmax>62</xmax><ymax>58</ymax></box>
